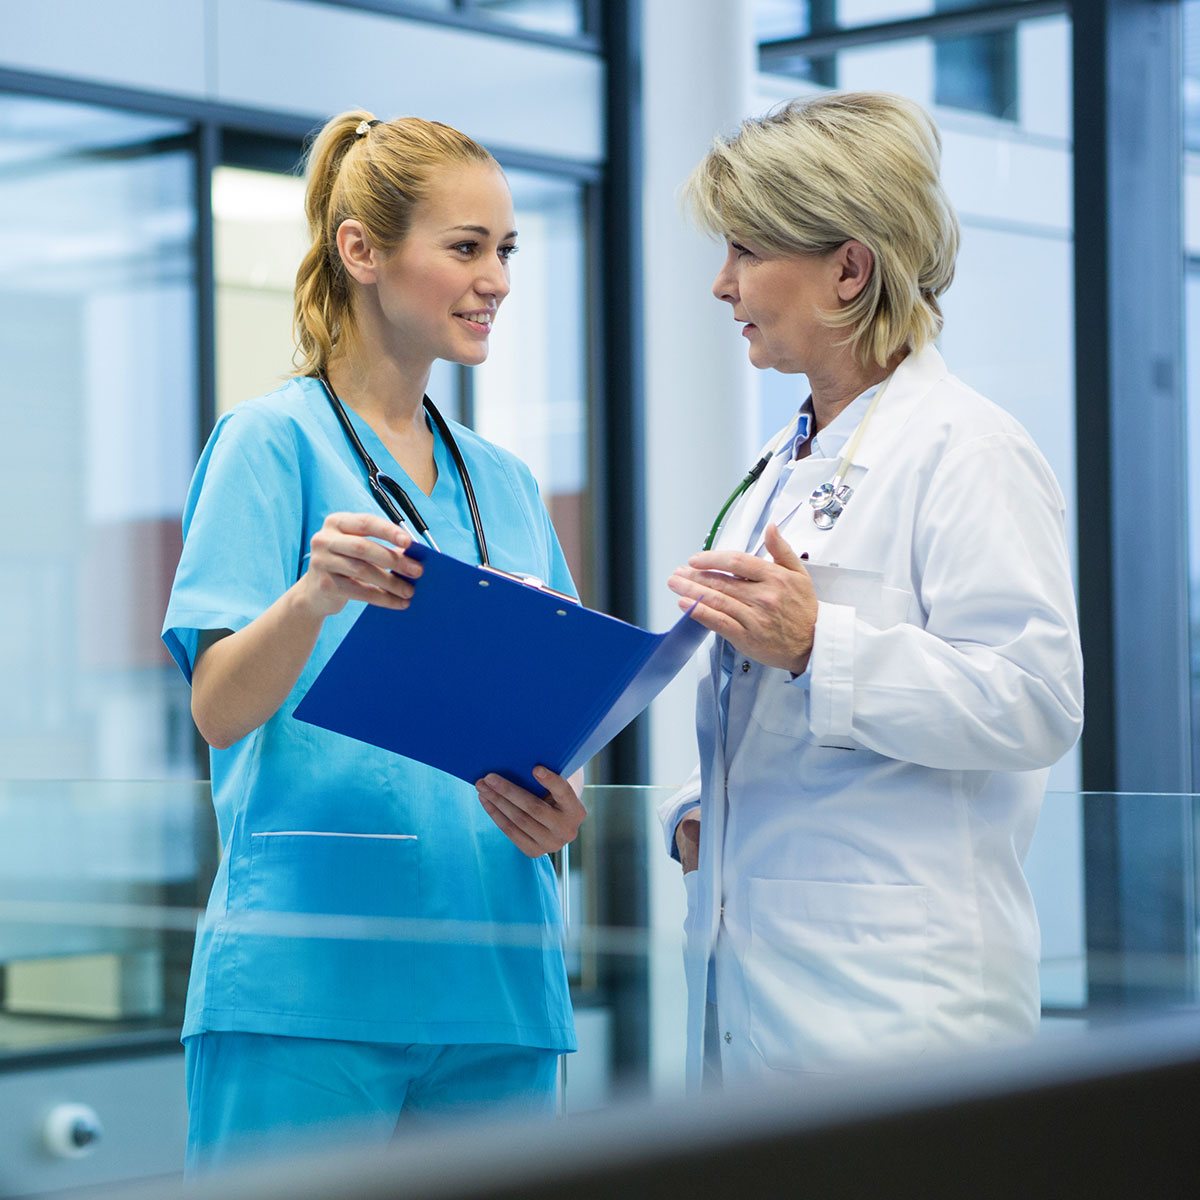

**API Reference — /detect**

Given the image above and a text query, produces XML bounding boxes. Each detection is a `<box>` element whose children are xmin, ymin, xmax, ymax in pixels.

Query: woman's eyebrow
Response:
<box><xmin>443</xmin><ymin>224</ymin><xmax>519</xmax><ymax>239</ymax></box>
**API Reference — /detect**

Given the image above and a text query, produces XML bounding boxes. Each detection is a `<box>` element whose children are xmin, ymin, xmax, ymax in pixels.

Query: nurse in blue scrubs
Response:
<box><xmin>162</xmin><ymin>110</ymin><xmax>586</xmax><ymax>1172</ymax></box>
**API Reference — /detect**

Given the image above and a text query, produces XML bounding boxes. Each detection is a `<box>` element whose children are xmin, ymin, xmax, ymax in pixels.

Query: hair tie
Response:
<box><xmin>355</xmin><ymin>119</ymin><xmax>381</xmax><ymax>138</ymax></box>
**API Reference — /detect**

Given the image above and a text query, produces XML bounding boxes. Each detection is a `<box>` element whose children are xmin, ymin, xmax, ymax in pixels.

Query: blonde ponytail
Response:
<box><xmin>292</xmin><ymin>109</ymin><xmax>499</xmax><ymax>377</ymax></box>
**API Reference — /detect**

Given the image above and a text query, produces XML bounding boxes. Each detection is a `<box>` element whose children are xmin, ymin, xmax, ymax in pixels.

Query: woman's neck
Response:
<box><xmin>324</xmin><ymin>346</ymin><xmax>431</xmax><ymax>440</ymax></box>
<box><xmin>324</xmin><ymin>333</ymin><xmax>440</xmax><ymax>499</ymax></box>
<box><xmin>808</xmin><ymin>347</ymin><xmax>907</xmax><ymax>434</ymax></box>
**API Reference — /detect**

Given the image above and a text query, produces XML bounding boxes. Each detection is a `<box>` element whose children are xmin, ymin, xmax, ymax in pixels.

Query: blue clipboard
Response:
<box><xmin>293</xmin><ymin>544</ymin><xmax>708</xmax><ymax>792</ymax></box>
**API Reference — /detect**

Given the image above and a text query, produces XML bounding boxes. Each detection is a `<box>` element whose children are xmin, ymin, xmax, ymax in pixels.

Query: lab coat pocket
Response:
<box><xmin>240</xmin><ymin>831</ymin><xmax>421</xmax><ymax>1021</ymax></box>
<box><xmin>747</xmin><ymin>667</ymin><xmax>859</xmax><ymax>751</ymax></box>
<box><xmin>744</xmin><ymin>877</ymin><xmax>930</xmax><ymax>1073</ymax></box>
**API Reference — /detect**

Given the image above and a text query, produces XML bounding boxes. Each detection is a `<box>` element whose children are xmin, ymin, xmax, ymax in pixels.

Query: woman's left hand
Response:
<box><xmin>668</xmin><ymin>523</ymin><xmax>819</xmax><ymax>674</ymax></box>
<box><xmin>477</xmin><ymin>767</ymin><xmax>586</xmax><ymax>857</ymax></box>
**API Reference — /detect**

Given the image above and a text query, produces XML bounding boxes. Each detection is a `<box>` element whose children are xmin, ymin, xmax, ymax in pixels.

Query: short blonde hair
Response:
<box><xmin>293</xmin><ymin>109</ymin><xmax>499</xmax><ymax>376</ymax></box>
<box><xmin>683</xmin><ymin>92</ymin><xmax>960</xmax><ymax>368</ymax></box>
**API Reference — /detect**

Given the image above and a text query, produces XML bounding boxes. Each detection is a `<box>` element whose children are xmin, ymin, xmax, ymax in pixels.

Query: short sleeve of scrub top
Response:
<box><xmin>161</xmin><ymin>378</ymin><xmax>577</xmax><ymax>1053</ymax></box>
<box><xmin>163</xmin><ymin>400</ymin><xmax>305</xmax><ymax>681</ymax></box>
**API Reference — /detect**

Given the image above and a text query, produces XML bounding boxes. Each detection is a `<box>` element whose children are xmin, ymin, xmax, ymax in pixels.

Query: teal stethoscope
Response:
<box><xmin>703</xmin><ymin>373</ymin><xmax>892</xmax><ymax>550</ymax></box>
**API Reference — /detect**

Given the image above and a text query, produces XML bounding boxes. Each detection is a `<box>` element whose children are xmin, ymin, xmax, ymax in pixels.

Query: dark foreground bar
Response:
<box><xmin>76</xmin><ymin>1014</ymin><xmax>1200</xmax><ymax>1200</ymax></box>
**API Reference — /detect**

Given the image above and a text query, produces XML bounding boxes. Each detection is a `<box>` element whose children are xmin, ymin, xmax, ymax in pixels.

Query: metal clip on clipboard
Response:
<box><xmin>478</xmin><ymin>566</ymin><xmax>580</xmax><ymax>605</ymax></box>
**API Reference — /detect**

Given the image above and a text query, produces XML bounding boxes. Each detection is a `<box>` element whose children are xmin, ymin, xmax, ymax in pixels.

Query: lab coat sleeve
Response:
<box><xmin>657</xmin><ymin>763</ymin><xmax>702</xmax><ymax>861</ymax></box>
<box><xmin>808</xmin><ymin>431</ymin><xmax>1083</xmax><ymax>771</ymax></box>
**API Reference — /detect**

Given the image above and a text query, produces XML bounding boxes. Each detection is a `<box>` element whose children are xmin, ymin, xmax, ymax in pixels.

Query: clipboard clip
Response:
<box><xmin>479</xmin><ymin>566</ymin><xmax>580</xmax><ymax>605</ymax></box>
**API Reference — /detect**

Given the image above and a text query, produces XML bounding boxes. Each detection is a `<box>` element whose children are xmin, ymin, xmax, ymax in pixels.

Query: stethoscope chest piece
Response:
<box><xmin>809</xmin><ymin>481</ymin><xmax>853</xmax><ymax>531</ymax></box>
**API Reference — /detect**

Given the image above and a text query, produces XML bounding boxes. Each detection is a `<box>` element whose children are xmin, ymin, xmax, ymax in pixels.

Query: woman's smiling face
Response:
<box><xmin>368</xmin><ymin>162</ymin><xmax>517</xmax><ymax>369</ymax></box>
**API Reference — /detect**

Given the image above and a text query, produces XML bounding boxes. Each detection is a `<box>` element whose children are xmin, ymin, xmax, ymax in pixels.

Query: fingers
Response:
<box><xmin>326</xmin><ymin>510</ymin><xmax>413</xmax><ymax>547</ymax></box>
<box><xmin>670</xmin><ymin>565</ymin><xmax>759</xmax><ymax>606</ymax></box>
<box><xmin>314</xmin><ymin>513</ymin><xmax>424</xmax><ymax>579</ymax></box>
<box><xmin>305</xmin><ymin>512</ymin><xmax>425</xmax><ymax>609</ymax></box>
<box><xmin>668</xmin><ymin>571</ymin><xmax>754</xmax><ymax>630</ymax></box>
<box><xmin>667</xmin><ymin>539</ymin><xmax>818</xmax><ymax>670</ymax></box>
<box><xmin>312</xmin><ymin>547</ymin><xmax>415</xmax><ymax>607</ymax></box>
<box><xmin>477</xmin><ymin>767</ymin><xmax>586</xmax><ymax>857</ymax></box>
<box><xmin>675</xmin><ymin>596</ymin><xmax>742</xmax><ymax>640</ymax></box>
<box><xmin>675</xmin><ymin>808</ymin><xmax>701</xmax><ymax>874</ymax></box>
<box><xmin>763</xmin><ymin>523</ymin><xmax>808</xmax><ymax>571</ymax></box>
<box><xmin>684</xmin><ymin>548</ymin><xmax>776</xmax><ymax>581</ymax></box>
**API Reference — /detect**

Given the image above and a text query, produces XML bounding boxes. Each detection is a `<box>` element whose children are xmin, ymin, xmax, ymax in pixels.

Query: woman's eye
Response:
<box><xmin>731</xmin><ymin>242</ymin><xmax>753</xmax><ymax>259</ymax></box>
<box><xmin>499</xmin><ymin>244</ymin><xmax>518</xmax><ymax>262</ymax></box>
<box><xmin>452</xmin><ymin>242</ymin><xmax>478</xmax><ymax>256</ymax></box>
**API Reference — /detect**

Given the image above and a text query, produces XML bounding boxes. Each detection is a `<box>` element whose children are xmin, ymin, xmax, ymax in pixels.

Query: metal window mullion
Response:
<box><xmin>758</xmin><ymin>0</ymin><xmax>1067</xmax><ymax>67</ymax></box>
<box><xmin>1076</xmin><ymin>0</ymin><xmax>1194</xmax><ymax>1011</ymax></box>
<box><xmin>191</xmin><ymin>120</ymin><xmax>219</xmax><ymax>778</ymax></box>
<box><xmin>195</xmin><ymin>122</ymin><xmax>219</xmax><ymax>452</ymax></box>
<box><xmin>595</xmin><ymin>0</ymin><xmax>648</xmax><ymax>1087</ymax></box>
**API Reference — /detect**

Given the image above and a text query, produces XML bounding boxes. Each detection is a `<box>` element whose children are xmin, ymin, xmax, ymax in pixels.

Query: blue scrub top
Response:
<box><xmin>163</xmin><ymin>376</ymin><xmax>577</xmax><ymax>1051</ymax></box>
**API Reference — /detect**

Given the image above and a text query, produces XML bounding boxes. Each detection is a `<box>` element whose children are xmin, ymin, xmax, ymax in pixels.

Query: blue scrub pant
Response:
<box><xmin>184</xmin><ymin>1032</ymin><xmax>559</xmax><ymax>1174</ymax></box>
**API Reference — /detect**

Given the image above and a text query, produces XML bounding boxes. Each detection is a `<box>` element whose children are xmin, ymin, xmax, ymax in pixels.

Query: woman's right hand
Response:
<box><xmin>295</xmin><ymin>512</ymin><xmax>423</xmax><ymax>617</ymax></box>
<box><xmin>192</xmin><ymin>512</ymin><xmax>422</xmax><ymax>749</ymax></box>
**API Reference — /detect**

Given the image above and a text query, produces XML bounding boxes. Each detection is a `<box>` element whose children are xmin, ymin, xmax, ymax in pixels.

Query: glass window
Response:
<box><xmin>465</xmin><ymin>0</ymin><xmax>585</xmax><ymax>38</ymax></box>
<box><xmin>755</xmin><ymin>0</ymin><xmax>830</xmax><ymax>42</ymax></box>
<box><xmin>473</xmin><ymin>169</ymin><xmax>592</xmax><ymax>601</ymax></box>
<box><xmin>0</xmin><ymin>95</ymin><xmax>197</xmax><ymax>780</ymax></box>
<box><xmin>934</xmin><ymin>0</ymin><xmax>1017</xmax><ymax>119</ymax></box>
<box><xmin>1187</xmin><ymin>1</ymin><xmax>1200</xmax><ymax>152</ymax></box>
<box><xmin>213</xmin><ymin>165</ymin><xmax>307</xmax><ymax>417</ymax></box>
<box><xmin>1184</xmin><ymin>2</ymin><xmax>1200</xmax><ymax>780</ymax></box>
<box><xmin>758</xmin><ymin>1</ymin><xmax>1023</xmax><ymax>119</ymax></box>
<box><xmin>314</xmin><ymin>0</ymin><xmax>587</xmax><ymax>38</ymax></box>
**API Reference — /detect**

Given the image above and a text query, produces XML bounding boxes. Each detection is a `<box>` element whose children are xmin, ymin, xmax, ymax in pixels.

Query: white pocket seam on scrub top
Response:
<box><xmin>250</xmin><ymin>831</ymin><xmax>417</xmax><ymax>840</ymax></box>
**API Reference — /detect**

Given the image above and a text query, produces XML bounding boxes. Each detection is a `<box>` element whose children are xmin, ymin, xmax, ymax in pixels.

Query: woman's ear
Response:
<box><xmin>835</xmin><ymin>239</ymin><xmax>875</xmax><ymax>303</ymax></box>
<box><xmin>336</xmin><ymin>219</ymin><xmax>378</xmax><ymax>285</ymax></box>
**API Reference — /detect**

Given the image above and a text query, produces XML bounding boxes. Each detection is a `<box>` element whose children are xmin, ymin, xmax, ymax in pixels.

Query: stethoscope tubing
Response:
<box><xmin>706</xmin><ymin>372</ymin><xmax>892</xmax><ymax>549</ymax></box>
<box><xmin>318</xmin><ymin>373</ymin><xmax>490</xmax><ymax>567</ymax></box>
<box><xmin>702</xmin><ymin>414</ymin><xmax>799</xmax><ymax>551</ymax></box>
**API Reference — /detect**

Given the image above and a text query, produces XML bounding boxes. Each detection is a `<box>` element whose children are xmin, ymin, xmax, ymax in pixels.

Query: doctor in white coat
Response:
<box><xmin>661</xmin><ymin>92</ymin><xmax>1084</xmax><ymax>1090</ymax></box>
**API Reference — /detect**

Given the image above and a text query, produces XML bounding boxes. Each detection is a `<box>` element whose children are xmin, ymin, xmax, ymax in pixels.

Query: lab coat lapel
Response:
<box><xmin>749</xmin><ymin>344</ymin><xmax>949</xmax><ymax>557</ymax></box>
<box><xmin>686</xmin><ymin>640</ymin><xmax>728</xmax><ymax>1091</ymax></box>
<box><xmin>848</xmin><ymin>343</ymin><xmax>949</xmax><ymax>474</ymax></box>
<box><xmin>713</xmin><ymin>433</ymin><xmax>792</xmax><ymax>555</ymax></box>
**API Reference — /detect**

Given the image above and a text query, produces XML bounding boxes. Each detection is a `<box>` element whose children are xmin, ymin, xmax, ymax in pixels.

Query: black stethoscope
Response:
<box><xmin>318</xmin><ymin>373</ymin><xmax>488</xmax><ymax>562</ymax></box>
<box><xmin>703</xmin><ymin>374</ymin><xmax>892</xmax><ymax>549</ymax></box>
<box><xmin>318</xmin><ymin>374</ymin><xmax>576</xmax><ymax>601</ymax></box>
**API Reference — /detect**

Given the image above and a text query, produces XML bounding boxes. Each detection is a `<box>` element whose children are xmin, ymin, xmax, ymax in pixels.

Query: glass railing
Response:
<box><xmin>1</xmin><ymin>783</ymin><xmax>1198</xmax><ymax>1197</ymax></box>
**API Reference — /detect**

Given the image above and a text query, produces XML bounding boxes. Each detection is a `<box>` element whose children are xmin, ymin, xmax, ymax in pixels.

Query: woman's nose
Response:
<box><xmin>479</xmin><ymin>258</ymin><xmax>511</xmax><ymax>299</ymax></box>
<box><xmin>713</xmin><ymin>267</ymin><xmax>737</xmax><ymax>304</ymax></box>
<box><xmin>712</xmin><ymin>252</ymin><xmax>738</xmax><ymax>304</ymax></box>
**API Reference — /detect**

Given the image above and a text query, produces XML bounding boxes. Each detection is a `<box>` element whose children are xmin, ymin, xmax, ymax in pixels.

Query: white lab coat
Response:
<box><xmin>659</xmin><ymin>344</ymin><xmax>1084</xmax><ymax>1089</ymax></box>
